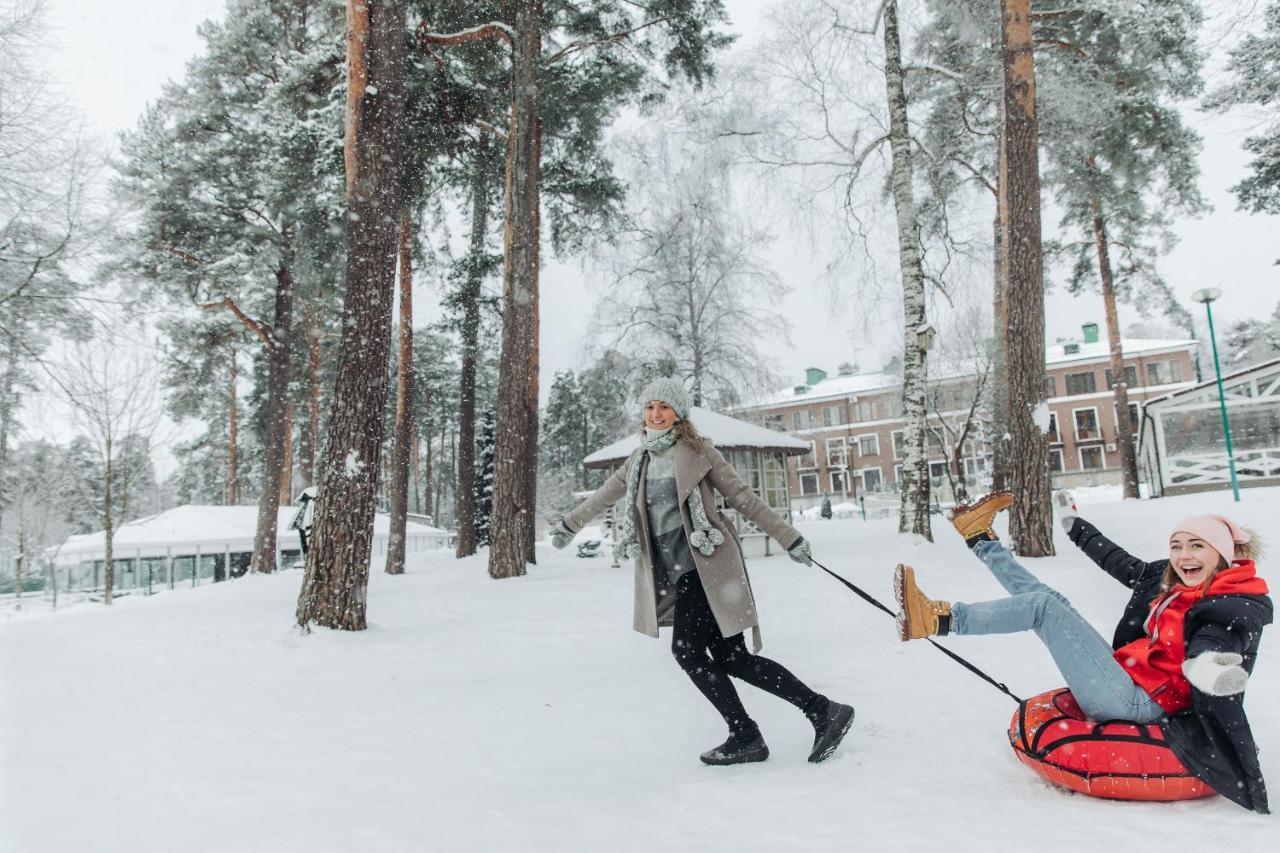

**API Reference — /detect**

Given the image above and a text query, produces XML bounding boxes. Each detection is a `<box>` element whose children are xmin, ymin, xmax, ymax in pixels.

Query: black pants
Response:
<box><xmin>670</xmin><ymin>570</ymin><xmax>825</xmax><ymax>737</ymax></box>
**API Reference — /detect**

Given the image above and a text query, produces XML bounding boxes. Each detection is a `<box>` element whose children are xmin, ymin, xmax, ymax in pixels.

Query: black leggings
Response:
<box><xmin>670</xmin><ymin>570</ymin><xmax>824</xmax><ymax>736</ymax></box>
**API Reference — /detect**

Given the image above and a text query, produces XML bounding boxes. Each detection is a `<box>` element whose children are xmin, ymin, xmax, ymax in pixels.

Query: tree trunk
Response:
<box><xmin>301</xmin><ymin>303</ymin><xmax>322</xmax><ymax>489</ymax></box>
<box><xmin>296</xmin><ymin>0</ymin><xmax>407</xmax><ymax>630</ymax></box>
<box><xmin>488</xmin><ymin>1</ymin><xmax>542</xmax><ymax>580</ymax></box>
<box><xmin>103</xmin><ymin>436</ymin><xmax>114</xmax><ymax>604</ymax></box>
<box><xmin>279</xmin><ymin>401</ymin><xmax>294</xmax><ymax>504</ymax></box>
<box><xmin>883</xmin><ymin>1</ymin><xmax>932</xmax><ymax>540</ymax></box>
<box><xmin>423</xmin><ymin>425</ymin><xmax>433</xmax><ymax>520</ymax></box>
<box><xmin>385</xmin><ymin>210</ymin><xmax>415</xmax><ymax>574</ymax></box>
<box><xmin>227</xmin><ymin>345</ymin><xmax>240</xmax><ymax>504</ymax></box>
<box><xmin>249</xmin><ymin>251</ymin><xmax>296</xmax><ymax>574</ymax></box>
<box><xmin>990</xmin><ymin>145</ymin><xmax>1011</xmax><ymax>493</ymax></box>
<box><xmin>1000</xmin><ymin>0</ymin><xmax>1053</xmax><ymax>556</ymax></box>
<box><xmin>411</xmin><ymin>435</ymin><xmax>422</xmax><ymax>513</ymax></box>
<box><xmin>455</xmin><ymin>143</ymin><xmax>492</xmax><ymax>558</ymax></box>
<box><xmin>1090</xmin><ymin>197</ymin><xmax>1139</xmax><ymax>498</ymax></box>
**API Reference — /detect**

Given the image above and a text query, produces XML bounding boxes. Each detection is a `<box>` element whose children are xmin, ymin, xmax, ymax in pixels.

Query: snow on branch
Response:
<box><xmin>200</xmin><ymin>295</ymin><xmax>272</xmax><ymax>347</ymax></box>
<box><xmin>416</xmin><ymin>20</ymin><xmax>514</xmax><ymax>49</ymax></box>
<box><xmin>546</xmin><ymin>15</ymin><xmax>673</xmax><ymax>64</ymax></box>
<box><xmin>903</xmin><ymin>63</ymin><xmax>965</xmax><ymax>83</ymax></box>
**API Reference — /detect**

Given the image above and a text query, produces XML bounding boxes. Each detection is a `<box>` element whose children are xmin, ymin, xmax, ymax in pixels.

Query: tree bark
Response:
<box><xmin>249</xmin><ymin>250</ymin><xmax>296</xmax><ymax>574</ymax></box>
<box><xmin>279</xmin><ymin>401</ymin><xmax>294</xmax><ymax>504</ymax></box>
<box><xmin>488</xmin><ymin>1</ymin><xmax>542</xmax><ymax>580</ymax></box>
<box><xmin>300</xmin><ymin>303</ymin><xmax>322</xmax><ymax>489</ymax></box>
<box><xmin>103</xmin><ymin>436</ymin><xmax>114</xmax><ymax>604</ymax></box>
<box><xmin>1091</xmin><ymin>193</ymin><xmax>1139</xmax><ymax>498</ymax></box>
<box><xmin>1000</xmin><ymin>0</ymin><xmax>1054</xmax><ymax>555</ymax></box>
<box><xmin>455</xmin><ymin>143</ymin><xmax>493</xmax><ymax>558</ymax></box>
<box><xmin>883</xmin><ymin>1</ymin><xmax>932</xmax><ymax>540</ymax></box>
<box><xmin>227</xmin><ymin>345</ymin><xmax>240</xmax><ymax>504</ymax></box>
<box><xmin>296</xmin><ymin>0</ymin><xmax>407</xmax><ymax>630</ymax></box>
<box><xmin>990</xmin><ymin>124</ymin><xmax>1011</xmax><ymax>493</ymax></box>
<box><xmin>385</xmin><ymin>210</ymin><xmax>415</xmax><ymax>574</ymax></box>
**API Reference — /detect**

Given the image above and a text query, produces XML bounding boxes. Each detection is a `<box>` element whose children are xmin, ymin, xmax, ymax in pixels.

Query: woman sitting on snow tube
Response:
<box><xmin>892</xmin><ymin>491</ymin><xmax>1272</xmax><ymax>813</ymax></box>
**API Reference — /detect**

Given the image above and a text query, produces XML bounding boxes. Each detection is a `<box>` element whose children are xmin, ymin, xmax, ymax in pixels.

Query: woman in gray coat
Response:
<box><xmin>551</xmin><ymin>378</ymin><xmax>854</xmax><ymax>766</ymax></box>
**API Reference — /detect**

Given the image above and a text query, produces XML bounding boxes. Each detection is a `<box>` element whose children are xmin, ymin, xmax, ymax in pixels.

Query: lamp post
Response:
<box><xmin>1190</xmin><ymin>287</ymin><xmax>1240</xmax><ymax>502</ymax></box>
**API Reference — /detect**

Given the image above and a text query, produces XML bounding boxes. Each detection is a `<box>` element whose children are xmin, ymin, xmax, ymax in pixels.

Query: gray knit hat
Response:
<box><xmin>638</xmin><ymin>377</ymin><xmax>691</xmax><ymax>420</ymax></box>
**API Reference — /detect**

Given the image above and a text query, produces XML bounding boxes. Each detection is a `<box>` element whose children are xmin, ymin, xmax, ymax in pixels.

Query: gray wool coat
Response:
<box><xmin>563</xmin><ymin>438</ymin><xmax>803</xmax><ymax>651</ymax></box>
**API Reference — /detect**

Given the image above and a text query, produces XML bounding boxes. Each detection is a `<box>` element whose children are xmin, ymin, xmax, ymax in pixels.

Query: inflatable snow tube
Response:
<box><xmin>1008</xmin><ymin>688</ymin><xmax>1215</xmax><ymax>802</ymax></box>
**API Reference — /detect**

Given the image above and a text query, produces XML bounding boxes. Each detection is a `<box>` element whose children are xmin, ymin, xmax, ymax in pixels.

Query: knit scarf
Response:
<box><xmin>616</xmin><ymin>429</ymin><xmax>725</xmax><ymax>561</ymax></box>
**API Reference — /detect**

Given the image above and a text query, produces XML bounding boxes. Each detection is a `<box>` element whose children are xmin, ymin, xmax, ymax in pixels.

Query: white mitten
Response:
<box><xmin>1054</xmin><ymin>491</ymin><xmax>1078</xmax><ymax>534</ymax></box>
<box><xmin>1182</xmin><ymin>651</ymin><xmax>1248</xmax><ymax>696</ymax></box>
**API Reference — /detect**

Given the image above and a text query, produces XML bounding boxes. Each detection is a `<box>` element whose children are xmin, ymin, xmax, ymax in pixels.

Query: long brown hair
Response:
<box><xmin>1156</xmin><ymin>526</ymin><xmax>1264</xmax><ymax>596</ymax></box>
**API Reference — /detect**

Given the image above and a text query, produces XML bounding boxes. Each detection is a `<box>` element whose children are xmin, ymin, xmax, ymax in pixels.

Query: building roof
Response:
<box><xmin>49</xmin><ymin>504</ymin><xmax>448</xmax><ymax>564</ymax></box>
<box><xmin>1139</xmin><ymin>356</ymin><xmax>1280</xmax><ymax>410</ymax></box>
<box><xmin>747</xmin><ymin>336</ymin><xmax>1196</xmax><ymax>408</ymax></box>
<box><xmin>582</xmin><ymin>405</ymin><xmax>809</xmax><ymax>469</ymax></box>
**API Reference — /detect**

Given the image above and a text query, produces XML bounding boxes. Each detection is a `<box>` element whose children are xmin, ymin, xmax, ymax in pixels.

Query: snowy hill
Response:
<box><xmin>3</xmin><ymin>490</ymin><xmax>1277</xmax><ymax>852</ymax></box>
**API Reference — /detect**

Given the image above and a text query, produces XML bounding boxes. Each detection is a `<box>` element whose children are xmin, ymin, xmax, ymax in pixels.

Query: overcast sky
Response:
<box><xmin>43</xmin><ymin>0</ymin><xmax>1279</xmax><ymax>410</ymax></box>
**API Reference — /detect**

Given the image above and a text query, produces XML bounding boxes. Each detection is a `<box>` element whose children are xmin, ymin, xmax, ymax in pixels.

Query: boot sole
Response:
<box><xmin>894</xmin><ymin>563</ymin><xmax>912</xmax><ymax>642</ymax></box>
<box><xmin>700</xmin><ymin>744</ymin><xmax>770</xmax><ymax>766</ymax></box>
<box><xmin>948</xmin><ymin>490</ymin><xmax>1014</xmax><ymax>537</ymax></box>
<box><xmin>808</xmin><ymin>704</ymin><xmax>855</xmax><ymax>763</ymax></box>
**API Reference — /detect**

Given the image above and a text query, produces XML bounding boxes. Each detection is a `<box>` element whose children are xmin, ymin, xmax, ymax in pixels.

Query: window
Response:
<box><xmin>926</xmin><ymin>428</ymin><xmax>945</xmax><ymax>453</ymax></box>
<box><xmin>891</xmin><ymin>430</ymin><xmax>905</xmax><ymax>460</ymax></box>
<box><xmin>1047</xmin><ymin>412</ymin><xmax>1060</xmax><ymax>442</ymax></box>
<box><xmin>798</xmin><ymin>441</ymin><xmax>818</xmax><ymax>469</ymax></box>
<box><xmin>1050</xmin><ymin>449</ymin><xmax>1064</xmax><ymax>473</ymax></box>
<box><xmin>1105</xmin><ymin>365</ymin><xmax>1138</xmax><ymax>390</ymax></box>
<box><xmin>929</xmin><ymin>461</ymin><xmax>948</xmax><ymax>488</ymax></box>
<box><xmin>1114</xmin><ymin>402</ymin><xmax>1140</xmax><ymax>435</ymax></box>
<box><xmin>856</xmin><ymin>434</ymin><xmax>880</xmax><ymax>457</ymax></box>
<box><xmin>1079</xmin><ymin>446</ymin><xmax>1105</xmax><ymax>470</ymax></box>
<box><xmin>764</xmin><ymin>414</ymin><xmax>784</xmax><ymax>432</ymax></box>
<box><xmin>1170</xmin><ymin>360</ymin><xmax>1183</xmax><ymax>382</ymax></box>
<box><xmin>822</xmin><ymin>406</ymin><xmax>842</xmax><ymax>427</ymax></box>
<box><xmin>1065</xmin><ymin>372</ymin><xmax>1097</xmax><ymax>395</ymax></box>
<box><xmin>851</xmin><ymin>399</ymin><xmax>878</xmax><ymax>422</ymax></box>
<box><xmin>831</xmin><ymin>470</ymin><xmax>850</xmax><ymax>495</ymax></box>
<box><xmin>1073</xmin><ymin>407</ymin><xmax>1100</xmax><ymax>441</ymax></box>
<box><xmin>1045</xmin><ymin>376</ymin><xmax>1057</xmax><ymax>398</ymax></box>
<box><xmin>827</xmin><ymin>437</ymin><xmax>848</xmax><ymax>467</ymax></box>
<box><xmin>860</xmin><ymin>467</ymin><xmax>883</xmax><ymax>493</ymax></box>
<box><xmin>799</xmin><ymin>472</ymin><xmax>821</xmax><ymax>495</ymax></box>
<box><xmin>791</xmin><ymin>411</ymin><xmax>803</xmax><ymax>431</ymax></box>
<box><xmin>1147</xmin><ymin>362</ymin><xmax>1165</xmax><ymax>385</ymax></box>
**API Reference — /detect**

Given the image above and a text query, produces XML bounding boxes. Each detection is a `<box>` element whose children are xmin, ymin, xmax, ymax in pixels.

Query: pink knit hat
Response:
<box><xmin>1171</xmin><ymin>515</ymin><xmax>1251</xmax><ymax>565</ymax></box>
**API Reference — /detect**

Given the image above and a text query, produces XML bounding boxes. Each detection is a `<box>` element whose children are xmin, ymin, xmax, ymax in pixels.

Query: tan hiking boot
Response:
<box><xmin>948</xmin><ymin>490</ymin><xmax>1013</xmax><ymax>542</ymax></box>
<box><xmin>894</xmin><ymin>564</ymin><xmax>951</xmax><ymax>641</ymax></box>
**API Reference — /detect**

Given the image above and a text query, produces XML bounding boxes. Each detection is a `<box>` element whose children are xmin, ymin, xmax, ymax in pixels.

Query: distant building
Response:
<box><xmin>740</xmin><ymin>323</ymin><xmax>1198</xmax><ymax>512</ymax></box>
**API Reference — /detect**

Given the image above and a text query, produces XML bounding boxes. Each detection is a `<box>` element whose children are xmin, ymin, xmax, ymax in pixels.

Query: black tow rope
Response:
<box><xmin>810</xmin><ymin>558</ymin><xmax>1022</xmax><ymax>705</ymax></box>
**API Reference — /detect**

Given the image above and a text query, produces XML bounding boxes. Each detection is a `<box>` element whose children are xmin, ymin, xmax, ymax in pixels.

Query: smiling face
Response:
<box><xmin>1168</xmin><ymin>531</ymin><xmax>1226</xmax><ymax>588</ymax></box>
<box><xmin>643</xmin><ymin>400</ymin><xmax>677</xmax><ymax>430</ymax></box>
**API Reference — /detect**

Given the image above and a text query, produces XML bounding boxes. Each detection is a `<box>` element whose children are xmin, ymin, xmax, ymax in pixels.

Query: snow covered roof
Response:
<box><xmin>1045</xmin><ymin>337</ymin><xmax>1195</xmax><ymax>368</ymax></box>
<box><xmin>1140</xmin><ymin>356</ymin><xmax>1280</xmax><ymax>410</ymax></box>
<box><xmin>749</xmin><ymin>337</ymin><xmax>1196</xmax><ymax>407</ymax></box>
<box><xmin>49</xmin><ymin>504</ymin><xmax>448</xmax><ymax>563</ymax></box>
<box><xmin>582</xmin><ymin>405</ymin><xmax>809</xmax><ymax>469</ymax></box>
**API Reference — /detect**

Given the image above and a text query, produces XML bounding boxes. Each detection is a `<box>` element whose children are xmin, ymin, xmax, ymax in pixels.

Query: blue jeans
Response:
<box><xmin>952</xmin><ymin>540</ymin><xmax>1164</xmax><ymax>723</ymax></box>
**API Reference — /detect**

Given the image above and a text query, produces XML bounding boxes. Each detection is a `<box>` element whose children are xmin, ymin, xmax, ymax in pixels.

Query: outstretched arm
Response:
<box><xmin>704</xmin><ymin>444</ymin><xmax>802</xmax><ymax>550</ymax></box>
<box><xmin>561</xmin><ymin>457</ymin><xmax>631</xmax><ymax>534</ymax></box>
<box><xmin>1067</xmin><ymin>517</ymin><xmax>1156</xmax><ymax>589</ymax></box>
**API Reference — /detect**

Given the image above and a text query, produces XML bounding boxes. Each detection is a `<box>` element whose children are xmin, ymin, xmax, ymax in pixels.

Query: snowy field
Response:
<box><xmin>3</xmin><ymin>489</ymin><xmax>1277</xmax><ymax>852</ymax></box>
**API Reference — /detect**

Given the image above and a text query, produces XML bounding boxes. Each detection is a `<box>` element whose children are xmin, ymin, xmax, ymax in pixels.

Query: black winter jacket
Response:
<box><xmin>1069</xmin><ymin>517</ymin><xmax>1273</xmax><ymax>814</ymax></box>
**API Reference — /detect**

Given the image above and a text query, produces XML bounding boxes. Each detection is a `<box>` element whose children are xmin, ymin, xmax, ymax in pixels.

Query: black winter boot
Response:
<box><xmin>699</xmin><ymin>730</ymin><xmax>769</xmax><ymax>766</ymax></box>
<box><xmin>807</xmin><ymin>701</ymin><xmax>855</xmax><ymax>763</ymax></box>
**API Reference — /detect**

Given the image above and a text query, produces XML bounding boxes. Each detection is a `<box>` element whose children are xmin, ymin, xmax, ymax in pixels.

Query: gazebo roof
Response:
<box><xmin>583</xmin><ymin>405</ymin><xmax>809</xmax><ymax>470</ymax></box>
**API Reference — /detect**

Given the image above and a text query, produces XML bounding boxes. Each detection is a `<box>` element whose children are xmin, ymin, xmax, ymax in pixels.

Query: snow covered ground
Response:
<box><xmin>3</xmin><ymin>489</ymin><xmax>1277</xmax><ymax>852</ymax></box>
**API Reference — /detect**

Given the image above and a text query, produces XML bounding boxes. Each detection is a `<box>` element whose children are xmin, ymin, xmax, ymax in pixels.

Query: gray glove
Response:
<box><xmin>1054</xmin><ymin>491</ymin><xmax>1078</xmax><ymax>534</ymax></box>
<box><xmin>787</xmin><ymin>537</ymin><xmax>813</xmax><ymax>566</ymax></box>
<box><xmin>1183</xmin><ymin>651</ymin><xmax>1249</xmax><ymax>696</ymax></box>
<box><xmin>549</xmin><ymin>518</ymin><xmax>574</xmax><ymax>549</ymax></box>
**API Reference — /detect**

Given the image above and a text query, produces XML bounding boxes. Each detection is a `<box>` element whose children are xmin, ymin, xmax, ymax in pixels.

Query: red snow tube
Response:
<box><xmin>1008</xmin><ymin>688</ymin><xmax>1215</xmax><ymax>802</ymax></box>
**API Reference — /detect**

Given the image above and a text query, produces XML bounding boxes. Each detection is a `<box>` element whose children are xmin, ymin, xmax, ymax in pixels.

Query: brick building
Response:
<box><xmin>741</xmin><ymin>324</ymin><xmax>1197</xmax><ymax>512</ymax></box>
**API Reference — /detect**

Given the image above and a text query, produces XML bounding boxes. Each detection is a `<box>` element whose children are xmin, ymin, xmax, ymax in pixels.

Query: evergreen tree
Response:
<box><xmin>1207</xmin><ymin>1</ymin><xmax>1280</xmax><ymax>225</ymax></box>
<box><xmin>474</xmin><ymin>410</ymin><xmax>496</xmax><ymax>548</ymax></box>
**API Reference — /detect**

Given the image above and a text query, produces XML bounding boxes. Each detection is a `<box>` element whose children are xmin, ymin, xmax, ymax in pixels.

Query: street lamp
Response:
<box><xmin>1190</xmin><ymin>287</ymin><xmax>1240</xmax><ymax>502</ymax></box>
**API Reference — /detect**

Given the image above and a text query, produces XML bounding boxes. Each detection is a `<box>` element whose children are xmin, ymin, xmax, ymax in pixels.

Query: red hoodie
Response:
<box><xmin>1114</xmin><ymin>560</ymin><xmax>1269</xmax><ymax>714</ymax></box>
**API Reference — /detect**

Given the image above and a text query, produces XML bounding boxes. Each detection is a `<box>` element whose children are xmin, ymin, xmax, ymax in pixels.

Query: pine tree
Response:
<box><xmin>1207</xmin><ymin>1</ymin><xmax>1280</xmax><ymax>226</ymax></box>
<box><xmin>474</xmin><ymin>410</ymin><xmax>496</xmax><ymax>547</ymax></box>
<box><xmin>296</xmin><ymin>0</ymin><xmax>409</xmax><ymax>632</ymax></box>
